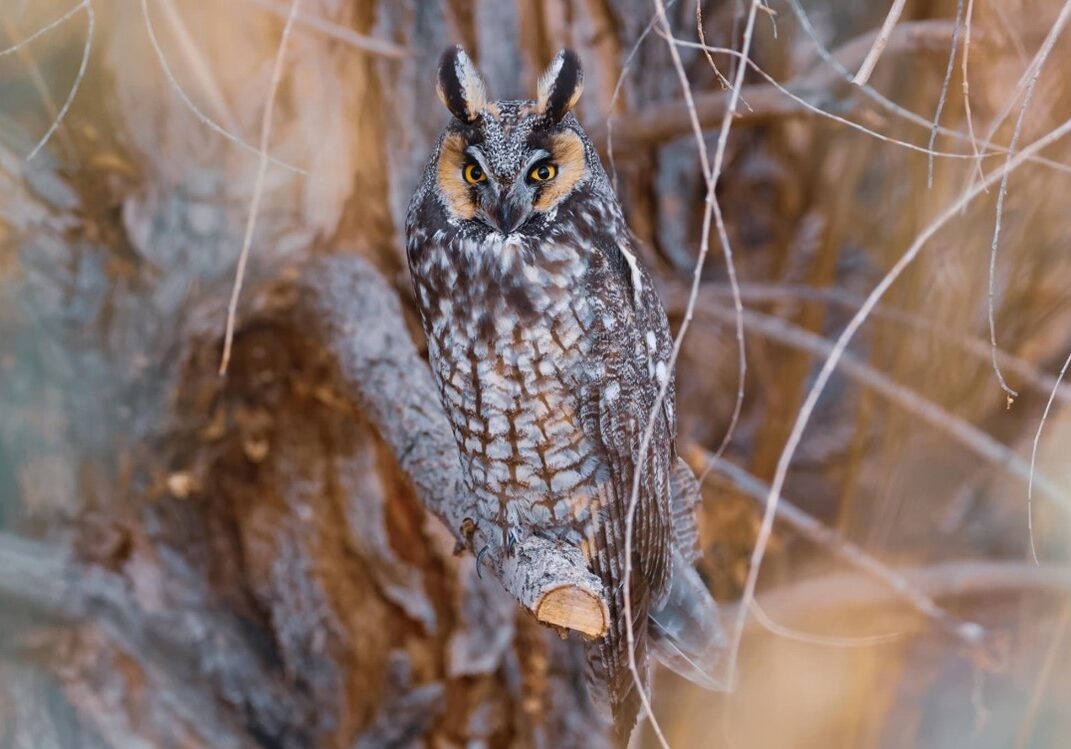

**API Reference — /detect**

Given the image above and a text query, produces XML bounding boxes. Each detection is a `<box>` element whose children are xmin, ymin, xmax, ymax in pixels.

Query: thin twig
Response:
<box><xmin>684</xmin><ymin>280</ymin><xmax>1071</xmax><ymax>406</ymax></box>
<box><xmin>1027</xmin><ymin>348</ymin><xmax>1071</xmax><ymax>564</ymax></box>
<box><xmin>975</xmin><ymin>0</ymin><xmax>1071</xmax><ymax>157</ymax></box>
<box><xmin>219</xmin><ymin>0</ymin><xmax>303</xmax><ymax>376</ymax></box>
<box><xmin>0</xmin><ymin>1</ymin><xmax>85</xmax><ymax>58</ymax></box>
<box><xmin>623</xmin><ymin>3</ymin><xmax>760</xmax><ymax>728</ymax></box>
<box><xmin>157</xmin><ymin>0</ymin><xmax>240</xmax><ymax>132</ymax></box>
<box><xmin>622</xmin><ymin>0</ymin><xmax>689</xmax><ymax>738</ymax></box>
<box><xmin>696</xmin><ymin>0</ymin><xmax>732</xmax><ymax>89</ymax></box>
<box><xmin>960</xmin><ymin>0</ymin><xmax>986</xmax><ymax>183</ymax></box>
<box><xmin>927</xmin><ymin>0</ymin><xmax>964</xmax><ymax>188</ymax></box>
<box><xmin>25</xmin><ymin>1</ymin><xmax>93</xmax><ymax>161</ymax></box>
<box><xmin>665</xmin><ymin>37</ymin><xmax>1011</xmax><ymax>162</ymax></box>
<box><xmin>851</xmin><ymin>0</ymin><xmax>908</xmax><ymax>86</ymax></box>
<box><xmin>0</xmin><ymin>13</ymin><xmax>73</xmax><ymax>156</ymax></box>
<box><xmin>682</xmin><ymin>299</ymin><xmax>1071</xmax><ymax>512</ymax></box>
<box><xmin>783</xmin><ymin>0</ymin><xmax>1071</xmax><ymax>179</ymax></box>
<box><xmin>1013</xmin><ymin>602</ymin><xmax>1070</xmax><ymax>749</ymax></box>
<box><xmin>735</xmin><ymin>561</ymin><xmax>1071</xmax><ymax>625</ymax></box>
<box><xmin>748</xmin><ymin>599</ymin><xmax>904</xmax><ymax>647</ymax></box>
<box><xmin>605</xmin><ymin>0</ymin><xmax>676</xmax><ymax>190</ymax></box>
<box><xmin>244</xmin><ymin>0</ymin><xmax>408</xmax><ymax>59</ymax></box>
<box><xmin>648</xmin><ymin>41</ymin><xmax>747</xmax><ymax>461</ymax></box>
<box><xmin>694</xmin><ymin>449</ymin><xmax>986</xmax><ymax>647</ymax></box>
<box><xmin>985</xmin><ymin>0</ymin><xmax>1071</xmax><ymax>405</ymax></box>
<box><xmin>727</xmin><ymin>111</ymin><xmax>1071</xmax><ymax>694</ymax></box>
<box><xmin>141</xmin><ymin>0</ymin><xmax>305</xmax><ymax>175</ymax></box>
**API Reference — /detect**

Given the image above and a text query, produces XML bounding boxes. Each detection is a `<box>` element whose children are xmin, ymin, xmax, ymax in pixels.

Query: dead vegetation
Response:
<box><xmin>1</xmin><ymin>0</ymin><xmax>1070</xmax><ymax>747</ymax></box>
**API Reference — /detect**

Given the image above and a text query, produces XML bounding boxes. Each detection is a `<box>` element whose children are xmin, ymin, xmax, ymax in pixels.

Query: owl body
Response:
<box><xmin>406</xmin><ymin>48</ymin><xmax>722</xmax><ymax>745</ymax></box>
<box><xmin>409</xmin><ymin>146</ymin><xmax>671</xmax><ymax>562</ymax></box>
<box><xmin>411</xmin><ymin>220</ymin><xmax>602</xmax><ymax>544</ymax></box>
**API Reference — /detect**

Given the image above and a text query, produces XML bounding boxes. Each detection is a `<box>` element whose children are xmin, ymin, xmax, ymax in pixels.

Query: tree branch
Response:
<box><xmin>691</xmin><ymin>448</ymin><xmax>986</xmax><ymax>647</ymax></box>
<box><xmin>294</xmin><ymin>256</ymin><xmax>609</xmax><ymax>637</ymax></box>
<box><xmin>742</xmin><ymin>560</ymin><xmax>1071</xmax><ymax>627</ymax></box>
<box><xmin>590</xmin><ymin>20</ymin><xmax>963</xmax><ymax>152</ymax></box>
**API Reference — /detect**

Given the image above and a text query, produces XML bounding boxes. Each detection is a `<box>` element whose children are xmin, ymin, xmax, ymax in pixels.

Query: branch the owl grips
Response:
<box><xmin>436</xmin><ymin>45</ymin><xmax>491</xmax><ymax>124</ymax></box>
<box><xmin>536</xmin><ymin>49</ymin><xmax>584</xmax><ymax>123</ymax></box>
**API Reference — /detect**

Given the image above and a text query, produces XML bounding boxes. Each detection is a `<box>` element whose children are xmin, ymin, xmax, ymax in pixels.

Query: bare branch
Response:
<box><xmin>984</xmin><ymin>0</ymin><xmax>1071</xmax><ymax>404</ymax></box>
<box><xmin>691</xmin><ymin>448</ymin><xmax>986</xmax><ymax>647</ymax></box>
<box><xmin>25</xmin><ymin>1</ymin><xmax>93</xmax><ymax>161</ymax></box>
<box><xmin>927</xmin><ymin>0</ymin><xmax>964</xmax><ymax>187</ymax></box>
<box><xmin>734</xmin><ymin>111</ymin><xmax>1071</xmax><ymax>701</ymax></box>
<box><xmin>1014</xmin><ymin>602</ymin><xmax>1071</xmax><ymax>748</ymax></box>
<box><xmin>591</xmin><ymin>20</ymin><xmax>963</xmax><ymax>151</ymax></box>
<box><xmin>1027</xmin><ymin>347</ymin><xmax>1071</xmax><ymax>563</ymax></box>
<box><xmin>245</xmin><ymin>0</ymin><xmax>409</xmax><ymax>59</ymax></box>
<box><xmin>680</xmin><ymin>297</ymin><xmax>1071</xmax><ymax>514</ymax></box>
<box><xmin>684</xmin><ymin>280</ymin><xmax>1071</xmax><ymax>406</ymax></box>
<box><xmin>735</xmin><ymin>561</ymin><xmax>1071</xmax><ymax>627</ymax></box>
<box><xmin>140</xmin><ymin>0</ymin><xmax>306</xmax><ymax>174</ymax></box>
<box><xmin>851</xmin><ymin>0</ymin><xmax>908</xmax><ymax>86</ymax></box>
<box><xmin>0</xmin><ymin>2</ymin><xmax>85</xmax><ymax>58</ymax></box>
<box><xmin>784</xmin><ymin>0</ymin><xmax>1071</xmax><ymax>177</ymax></box>
<box><xmin>219</xmin><ymin>0</ymin><xmax>303</xmax><ymax>375</ymax></box>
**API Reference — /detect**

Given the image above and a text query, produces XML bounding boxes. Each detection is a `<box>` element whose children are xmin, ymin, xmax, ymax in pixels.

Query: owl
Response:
<box><xmin>406</xmin><ymin>46</ymin><xmax>724</xmax><ymax>744</ymax></box>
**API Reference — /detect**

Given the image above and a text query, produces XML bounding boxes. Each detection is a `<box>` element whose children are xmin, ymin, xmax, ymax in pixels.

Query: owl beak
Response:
<box><xmin>489</xmin><ymin>192</ymin><xmax>530</xmax><ymax>235</ymax></box>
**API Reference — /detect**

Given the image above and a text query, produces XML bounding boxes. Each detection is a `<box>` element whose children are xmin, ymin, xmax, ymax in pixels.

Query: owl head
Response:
<box><xmin>426</xmin><ymin>45</ymin><xmax>597</xmax><ymax>237</ymax></box>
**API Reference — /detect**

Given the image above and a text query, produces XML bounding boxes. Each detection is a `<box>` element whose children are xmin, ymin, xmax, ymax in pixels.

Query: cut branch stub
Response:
<box><xmin>536</xmin><ymin>586</ymin><xmax>608</xmax><ymax>638</ymax></box>
<box><xmin>496</xmin><ymin>536</ymin><xmax>609</xmax><ymax>638</ymax></box>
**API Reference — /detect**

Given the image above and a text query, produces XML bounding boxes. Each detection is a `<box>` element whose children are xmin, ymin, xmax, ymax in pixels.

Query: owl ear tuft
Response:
<box><xmin>536</xmin><ymin>49</ymin><xmax>584</xmax><ymax>123</ymax></box>
<box><xmin>437</xmin><ymin>45</ymin><xmax>491</xmax><ymax>124</ymax></box>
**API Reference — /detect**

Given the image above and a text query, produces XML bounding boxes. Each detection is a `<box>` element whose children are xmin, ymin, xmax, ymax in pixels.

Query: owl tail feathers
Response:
<box><xmin>649</xmin><ymin>550</ymin><xmax>730</xmax><ymax>691</ymax></box>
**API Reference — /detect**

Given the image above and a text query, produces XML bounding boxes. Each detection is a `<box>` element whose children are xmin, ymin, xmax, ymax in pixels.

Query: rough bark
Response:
<box><xmin>3</xmin><ymin>0</ymin><xmax>1071</xmax><ymax>746</ymax></box>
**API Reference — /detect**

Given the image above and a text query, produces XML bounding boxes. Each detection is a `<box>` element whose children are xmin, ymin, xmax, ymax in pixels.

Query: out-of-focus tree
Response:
<box><xmin>1</xmin><ymin>1</ymin><xmax>1070</xmax><ymax>746</ymax></box>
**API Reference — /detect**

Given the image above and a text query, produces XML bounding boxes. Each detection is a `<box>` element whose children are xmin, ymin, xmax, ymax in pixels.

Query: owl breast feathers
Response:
<box><xmin>405</xmin><ymin>45</ymin><xmax>724</xmax><ymax>745</ymax></box>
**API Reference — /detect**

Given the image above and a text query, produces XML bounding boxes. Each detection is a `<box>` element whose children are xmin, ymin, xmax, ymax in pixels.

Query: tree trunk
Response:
<box><xmin>3</xmin><ymin>0</ymin><xmax>1071</xmax><ymax>747</ymax></box>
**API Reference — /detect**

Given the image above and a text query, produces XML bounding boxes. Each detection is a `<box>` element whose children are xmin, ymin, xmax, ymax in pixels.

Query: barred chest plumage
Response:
<box><xmin>409</xmin><ymin>229</ymin><xmax>612</xmax><ymax>543</ymax></box>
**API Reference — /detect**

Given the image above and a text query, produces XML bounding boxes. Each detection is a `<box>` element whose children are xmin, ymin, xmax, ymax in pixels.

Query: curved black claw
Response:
<box><xmin>475</xmin><ymin>544</ymin><xmax>491</xmax><ymax>579</ymax></box>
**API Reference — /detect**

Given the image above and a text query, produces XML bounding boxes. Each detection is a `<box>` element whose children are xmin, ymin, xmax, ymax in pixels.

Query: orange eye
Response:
<box><xmin>528</xmin><ymin>162</ymin><xmax>558</xmax><ymax>182</ymax></box>
<box><xmin>463</xmin><ymin>163</ymin><xmax>486</xmax><ymax>184</ymax></box>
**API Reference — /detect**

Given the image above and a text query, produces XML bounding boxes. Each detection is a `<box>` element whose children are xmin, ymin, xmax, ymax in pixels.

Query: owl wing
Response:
<box><xmin>576</xmin><ymin>234</ymin><xmax>676</xmax><ymax>742</ymax></box>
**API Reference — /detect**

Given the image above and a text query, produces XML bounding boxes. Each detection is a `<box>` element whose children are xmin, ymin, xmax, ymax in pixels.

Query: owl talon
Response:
<box><xmin>505</xmin><ymin>528</ymin><xmax>520</xmax><ymax>557</ymax></box>
<box><xmin>475</xmin><ymin>545</ymin><xmax>490</xmax><ymax>579</ymax></box>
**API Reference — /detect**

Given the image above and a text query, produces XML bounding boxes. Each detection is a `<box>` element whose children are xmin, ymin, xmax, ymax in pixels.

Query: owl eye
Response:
<box><xmin>463</xmin><ymin>163</ymin><xmax>486</xmax><ymax>184</ymax></box>
<box><xmin>528</xmin><ymin>162</ymin><xmax>558</xmax><ymax>182</ymax></box>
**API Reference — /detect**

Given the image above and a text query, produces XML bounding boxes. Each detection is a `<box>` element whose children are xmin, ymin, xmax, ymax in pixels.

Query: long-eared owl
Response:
<box><xmin>406</xmin><ymin>46</ymin><xmax>724</xmax><ymax>744</ymax></box>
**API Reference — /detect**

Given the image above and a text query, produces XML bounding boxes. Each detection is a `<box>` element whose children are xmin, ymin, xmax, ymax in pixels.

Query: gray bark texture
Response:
<box><xmin>4</xmin><ymin>0</ymin><xmax>1071</xmax><ymax>747</ymax></box>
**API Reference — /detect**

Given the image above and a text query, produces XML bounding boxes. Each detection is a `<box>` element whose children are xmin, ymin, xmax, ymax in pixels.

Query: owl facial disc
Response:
<box><xmin>432</xmin><ymin>47</ymin><xmax>591</xmax><ymax>234</ymax></box>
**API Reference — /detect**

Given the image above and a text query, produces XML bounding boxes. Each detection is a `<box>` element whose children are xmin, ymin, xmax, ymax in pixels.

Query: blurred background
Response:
<box><xmin>1</xmin><ymin>0</ymin><xmax>1070</xmax><ymax>746</ymax></box>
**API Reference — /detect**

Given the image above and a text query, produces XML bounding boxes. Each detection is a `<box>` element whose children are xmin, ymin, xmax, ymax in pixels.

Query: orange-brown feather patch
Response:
<box><xmin>534</xmin><ymin>131</ymin><xmax>586</xmax><ymax>211</ymax></box>
<box><xmin>436</xmin><ymin>133</ymin><xmax>477</xmax><ymax>220</ymax></box>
